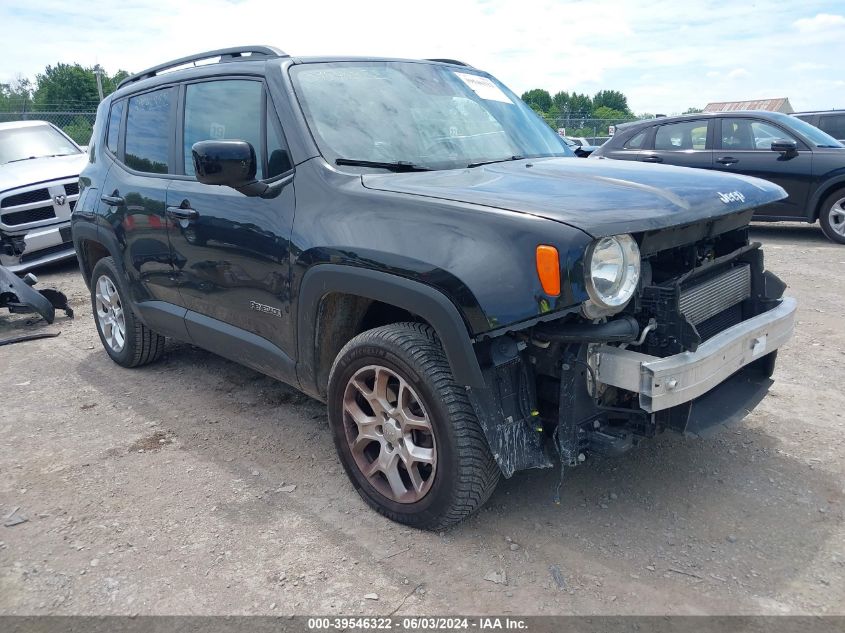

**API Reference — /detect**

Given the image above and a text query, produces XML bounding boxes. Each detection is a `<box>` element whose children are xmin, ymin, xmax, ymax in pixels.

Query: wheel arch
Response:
<box><xmin>811</xmin><ymin>177</ymin><xmax>845</xmax><ymax>221</ymax></box>
<box><xmin>296</xmin><ymin>264</ymin><xmax>486</xmax><ymax>400</ymax></box>
<box><xmin>72</xmin><ymin>223</ymin><xmax>125</xmax><ymax>290</ymax></box>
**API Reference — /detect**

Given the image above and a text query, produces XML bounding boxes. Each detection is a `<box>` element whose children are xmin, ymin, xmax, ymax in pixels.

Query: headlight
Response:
<box><xmin>585</xmin><ymin>234</ymin><xmax>641</xmax><ymax>309</ymax></box>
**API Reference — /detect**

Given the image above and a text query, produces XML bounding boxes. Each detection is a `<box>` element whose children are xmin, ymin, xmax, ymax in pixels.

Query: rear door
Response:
<box><xmin>97</xmin><ymin>86</ymin><xmax>182</xmax><ymax>306</ymax></box>
<box><xmin>165</xmin><ymin>77</ymin><xmax>297</xmax><ymax>379</ymax></box>
<box><xmin>639</xmin><ymin>119</ymin><xmax>713</xmax><ymax>168</ymax></box>
<box><xmin>714</xmin><ymin>117</ymin><xmax>813</xmax><ymax>219</ymax></box>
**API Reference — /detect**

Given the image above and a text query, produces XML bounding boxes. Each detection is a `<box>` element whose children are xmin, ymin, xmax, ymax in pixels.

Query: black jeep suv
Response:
<box><xmin>73</xmin><ymin>46</ymin><xmax>796</xmax><ymax>529</ymax></box>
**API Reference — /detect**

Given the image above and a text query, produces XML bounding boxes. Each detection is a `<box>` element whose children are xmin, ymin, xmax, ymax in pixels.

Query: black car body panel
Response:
<box><xmin>362</xmin><ymin>157</ymin><xmax>785</xmax><ymax>237</ymax></box>
<box><xmin>73</xmin><ymin>49</ymin><xmax>795</xmax><ymax>484</ymax></box>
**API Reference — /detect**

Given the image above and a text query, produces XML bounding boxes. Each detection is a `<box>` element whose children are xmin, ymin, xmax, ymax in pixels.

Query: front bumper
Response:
<box><xmin>592</xmin><ymin>297</ymin><xmax>797</xmax><ymax>413</ymax></box>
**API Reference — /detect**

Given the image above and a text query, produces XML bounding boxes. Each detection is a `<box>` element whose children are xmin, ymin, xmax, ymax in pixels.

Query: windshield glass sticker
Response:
<box><xmin>454</xmin><ymin>72</ymin><xmax>512</xmax><ymax>103</ymax></box>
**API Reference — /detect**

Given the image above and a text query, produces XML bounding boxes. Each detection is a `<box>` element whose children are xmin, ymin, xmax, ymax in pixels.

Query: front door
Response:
<box><xmin>713</xmin><ymin>117</ymin><xmax>813</xmax><ymax>220</ymax></box>
<box><xmin>166</xmin><ymin>78</ymin><xmax>297</xmax><ymax>377</ymax></box>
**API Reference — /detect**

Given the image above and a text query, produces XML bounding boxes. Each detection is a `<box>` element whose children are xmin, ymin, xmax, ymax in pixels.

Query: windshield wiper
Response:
<box><xmin>468</xmin><ymin>153</ymin><xmax>564</xmax><ymax>168</ymax></box>
<box><xmin>5</xmin><ymin>153</ymin><xmax>75</xmax><ymax>164</ymax></box>
<box><xmin>467</xmin><ymin>155</ymin><xmax>525</xmax><ymax>168</ymax></box>
<box><xmin>335</xmin><ymin>158</ymin><xmax>431</xmax><ymax>172</ymax></box>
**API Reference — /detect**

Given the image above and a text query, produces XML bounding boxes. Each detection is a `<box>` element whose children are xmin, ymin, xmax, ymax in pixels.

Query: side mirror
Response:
<box><xmin>771</xmin><ymin>139</ymin><xmax>798</xmax><ymax>154</ymax></box>
<box><xmin>192</xmin><ymin>140</ymin><xmax>257</xmax><ymax>187</ymax></box>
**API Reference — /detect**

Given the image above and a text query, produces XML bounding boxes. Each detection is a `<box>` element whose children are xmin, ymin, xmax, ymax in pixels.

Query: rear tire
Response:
<box><xmin>327</xmin><ymin>322</ymin><xmax>499</xmax><ymax>530</ymax></box>
<box><xmin>819</xmin><ymin>190</ymin><xmax>845</xmax><ymax>245</ymax></box>
<box><xmin>90</xmin><ymin>257</ymin><xmax>165</xmax><ymax>368</ymax></box>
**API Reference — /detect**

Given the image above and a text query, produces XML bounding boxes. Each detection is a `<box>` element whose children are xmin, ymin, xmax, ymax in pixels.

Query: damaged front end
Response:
<box><xmin>467</xmin><ymin>223</ymin><xmax>796</xmax><ymax>481</ymax></box>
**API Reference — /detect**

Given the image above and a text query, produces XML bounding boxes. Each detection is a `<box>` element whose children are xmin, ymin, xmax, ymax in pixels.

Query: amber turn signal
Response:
<box><xmin>535</xmin><ymin>245</ymin><xmax>561</xmax><ymax>296</ymax></box>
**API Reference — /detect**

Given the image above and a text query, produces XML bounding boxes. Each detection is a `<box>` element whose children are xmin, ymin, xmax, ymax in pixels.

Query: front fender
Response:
<box><xmin>296</xmin><ymin>264</ymin><xmax>485</xmax><ymax>392</ymax></box>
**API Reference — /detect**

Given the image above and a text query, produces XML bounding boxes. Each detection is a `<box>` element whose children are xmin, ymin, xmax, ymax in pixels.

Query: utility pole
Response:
<box><xmin>94</xmin><ymin>64</ymin><xmax>104</xmax><ymax>101</ymax></box>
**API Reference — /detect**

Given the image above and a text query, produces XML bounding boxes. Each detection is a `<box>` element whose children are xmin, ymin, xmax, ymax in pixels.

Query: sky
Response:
<box><xmin>2</xmin><ymin>0</ymin><xmax>844</xmax><ymax>114</ymax></box>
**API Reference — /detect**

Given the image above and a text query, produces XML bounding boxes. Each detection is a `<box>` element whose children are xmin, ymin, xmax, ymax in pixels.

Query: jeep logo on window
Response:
<box><xmin>717</xmin><ymin>191</ymin><xmax>745</xmax><ymax>204</ymax></box>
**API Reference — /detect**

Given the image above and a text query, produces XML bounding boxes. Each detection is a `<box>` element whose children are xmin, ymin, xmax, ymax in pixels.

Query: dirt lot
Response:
<box><xmin>0</xmin><ymin>223</ymin><xmax>843</xmax><ymax>616</ymax></box>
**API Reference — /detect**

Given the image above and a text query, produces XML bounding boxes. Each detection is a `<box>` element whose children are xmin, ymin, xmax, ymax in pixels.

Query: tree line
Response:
<box><xmin>1</xmin><ymin>63</ymin><xmax>128</xmax><ymax>143</ymax></box>
<box><xmin>520</xmin><ymin>88</ymin><xmax>637</xmax><ymax>137</ymax></box>
<box><xmin>520</xmin><ymin>88</ymin><xmax>703</xmax><ymax>138</ymax></box>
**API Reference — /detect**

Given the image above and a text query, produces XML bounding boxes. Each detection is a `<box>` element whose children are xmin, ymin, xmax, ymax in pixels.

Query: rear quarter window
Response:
<box><xmin>623</xmin><ymin>129</ymin><xmax>648</xmax><ymax>149</ymax></box>
<box><xmin>106</xmin><ymin>100</ymin><xmax>124</xmax><ymax>155</ymax></box>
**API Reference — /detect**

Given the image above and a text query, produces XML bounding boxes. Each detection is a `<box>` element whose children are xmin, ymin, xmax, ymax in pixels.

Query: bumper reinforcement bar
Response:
<box><xmin>593</xmin><ymin>297</ymin><xmax>797</xmax><ymax>413</ymax></box>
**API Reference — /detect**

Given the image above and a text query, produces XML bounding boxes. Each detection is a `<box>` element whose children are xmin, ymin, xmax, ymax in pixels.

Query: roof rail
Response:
<box><xmin>118</xmin><ymin>45</ymin><xmax>288</xmax><ymax>89</ymax></box>
<box><xmin>425</xmin><ymin>58</ymin><xmax>472</xmax><ymax>67</ymax></box>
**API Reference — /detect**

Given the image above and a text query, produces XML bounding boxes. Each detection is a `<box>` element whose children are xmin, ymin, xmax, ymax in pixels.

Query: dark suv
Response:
<box><xmin>794</xmin><ymin>110</ymin><xmax>845</xmax><ymax>144</ymax></box>
<box><xmin>592</xmin><ymin>111</ymin><xmax>845</xmax><ymax>244</ymax></box>
<box><xmin>73</xmin><ymin>46</ymin><xmax>796</xmax><ymax>529</ymax></box>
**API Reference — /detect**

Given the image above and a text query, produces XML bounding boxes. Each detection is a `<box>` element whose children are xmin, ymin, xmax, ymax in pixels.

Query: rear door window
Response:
<box><xmin>124</xmin><ymin>88</ymin><xmax>174</xmax><ymax>174</ymax></box>
<box><xmin>655</xmin><ymin>121</ymin><xmax>708</xmax><ymax>150</ymax></box>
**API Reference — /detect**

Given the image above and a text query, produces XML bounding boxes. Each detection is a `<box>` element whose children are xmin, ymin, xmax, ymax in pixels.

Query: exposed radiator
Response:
<box><xmin>679</xmin><ymin>264</ymin><xmax>751</xmax><ymax>326</ymax></box>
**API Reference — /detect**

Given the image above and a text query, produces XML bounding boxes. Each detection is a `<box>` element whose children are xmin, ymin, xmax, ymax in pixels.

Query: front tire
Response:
<box><xmin>327</xmin><ymin>323</ymin><xmax>499</xmax><ymax>530</ymax></box>
<box><xmin>819</xmin><ymin>190</ymin><xmax>845</xmax><ymax>244</ymax></box>
<box><xmin>90</xmin><ymin>256</ymin><xmax>165</xmax><ymax>368</ymax></box>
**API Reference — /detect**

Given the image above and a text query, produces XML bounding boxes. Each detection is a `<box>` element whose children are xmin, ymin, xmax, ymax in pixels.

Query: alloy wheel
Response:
<box><xmin>829</xmin><ymin>197</ymin><xmax>845</xmax><ymax>237</ymax></box>
<box><xmin>94</xmin><ymin>275</ymin><xmax>126</xmax><ymax>353</ymax></box>
<box><xmin>342</xmin><ymin>364</ymin><xmax>437</xmax><ymax>503</ymax></box>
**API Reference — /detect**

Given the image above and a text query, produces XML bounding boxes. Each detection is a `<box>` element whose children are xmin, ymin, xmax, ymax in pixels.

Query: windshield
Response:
<box><xmin>0</xmin><ymin>124</ymin><xmax>81</xmax><ymax>165</ymax></box>
<box><xmin>784</xmin><ymin>114</ymin><xmax>844</xmax><ymax>148</ymax></box>
<box><xmin>290</xmin><ymin>61</ymin><xmax>573</xmax><ymax>170</ymax></box>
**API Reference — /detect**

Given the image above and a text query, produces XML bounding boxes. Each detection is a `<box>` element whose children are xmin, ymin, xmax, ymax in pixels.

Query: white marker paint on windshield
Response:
<box><xmin>454</xmin><ymin>72</ymin><xmax>512</xmax><ymax>103</ymax></box>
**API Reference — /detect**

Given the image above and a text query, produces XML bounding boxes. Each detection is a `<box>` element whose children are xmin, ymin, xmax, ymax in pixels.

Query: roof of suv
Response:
<box><xmin>792</xmin><ymin>109</ymin><xmax>845</xmax><ymax>115</ymax></box>
<box><xmin>115</xmin><ymin>45</ymin><xmax>474</xmax><ymax>95</ymax></box>
<box><xmin>615</xmin><ymin>110</ymin><xmax>796</xmax><ymax>133</ymax></box>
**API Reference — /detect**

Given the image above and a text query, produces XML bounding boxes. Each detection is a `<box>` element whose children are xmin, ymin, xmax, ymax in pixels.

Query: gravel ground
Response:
<box><xmin>0</xmin><ymin>222</ymin><xmax>843</xmax><ymax>616</ymax></box>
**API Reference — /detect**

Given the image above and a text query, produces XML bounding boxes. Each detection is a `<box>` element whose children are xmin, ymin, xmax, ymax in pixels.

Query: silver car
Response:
<box><xmin>0</xmin><ymin>120</ymin><xmax>88</xmax><ymax>271</ymax></box>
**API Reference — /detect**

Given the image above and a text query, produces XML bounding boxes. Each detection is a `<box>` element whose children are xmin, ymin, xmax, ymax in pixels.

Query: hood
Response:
<box><xmin>0</xmin><ymin>153</ymin><xmax>88</xmax><ymax>195</ymax></box>
<box><xmin>361</xmin><ymin>157</ymin><xmax>786</xmax><ymax>237</ymax></box>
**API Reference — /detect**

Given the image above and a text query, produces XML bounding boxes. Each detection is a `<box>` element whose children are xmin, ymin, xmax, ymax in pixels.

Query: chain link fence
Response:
<box><xmin>0</xmin><ymin>107</ymin><xmax>652</xmax><ymax>149</ymax></box>
<box><xmin>1</xmin><ymin>105</ymin><xmax>98</xmax><ymax>146</ymax></box>
<box><xmin>540</xmin><ymin>115</ymin><xmax>646</xmax><ymax>144</ymax></box>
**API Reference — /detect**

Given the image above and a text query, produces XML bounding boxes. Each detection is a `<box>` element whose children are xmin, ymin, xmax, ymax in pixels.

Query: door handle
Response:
<box><xmin>717</xmin><ymin>157</ymin><xmax>739</xmax><ymax>165</ymax></box>
<box><xmin>166</xmin><ymin>206</ymin><xmax>199</xmax><ymax>221</ymax></box>
<box><xmin>100</xmin><ymin>194</ymin><xmax>124</xmax><ymax>206</ymax></box>
<box><xmin>641</xmin><ymin>155</ymin><xmax>663</xmax><ymax>163</ymax></box>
